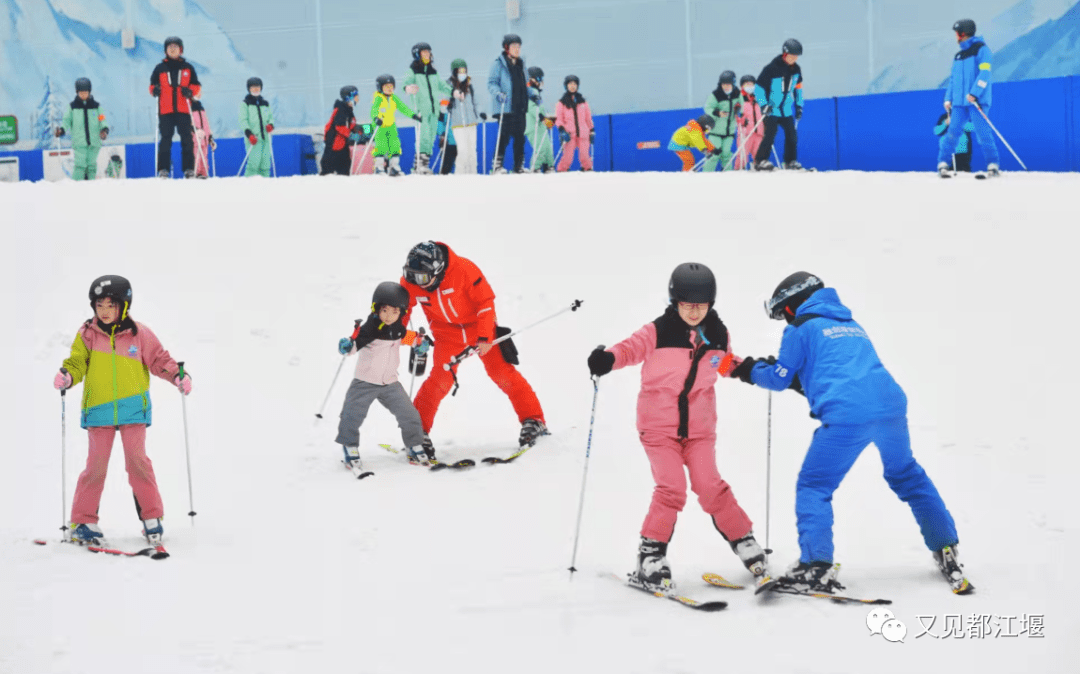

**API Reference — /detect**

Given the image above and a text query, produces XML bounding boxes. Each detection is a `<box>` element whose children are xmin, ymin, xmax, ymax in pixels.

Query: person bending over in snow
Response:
<box><xmin>669</xmin><ymin>115</ymin><xmax>717</xmax><ymax>171</ymax></box>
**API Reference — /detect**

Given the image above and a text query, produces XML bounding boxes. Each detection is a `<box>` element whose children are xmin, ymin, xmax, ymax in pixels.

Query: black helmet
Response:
<box><xmin>695</xmin><ymin>114</ymin><xmax>715</xmax><ymax>130</ymax></box>
<box><xmin>411</xmin><ymin>42</ymin><xmax>432</xmax><ymax>60</ymax></box>
<box><xmin>782</xmin><ymin>38</ymin><xmax>803</xmax><ymax>56</ymax></box>
<box><xmin>740</xmin><ymin>74</ymin><xmax>756</xmax><ymax>86</ymax></box>
<box><xmin>75</xmin><ymin>77</ymin><xmax>92</xmax><ymax>93</ymax></box>
<box><xmin>246</xmin><ymin>77</ymin><xmax>263</xmax><ymax>90</ymax></box>
<box><xmin>669</xmin><ymin>263</ymin><xmax>716</xmax><ymax>306</ymax></box>
<box><xmin>372</xmin><ymin>281</ymin><xmax>410</xmax><ymax>312</ymax></box>
<box><xmin>403</xmin><ymin>241</ymin><xmax>448</xmax><ymax>288</ymax></box>
<box><xmin>528</xmin><ymin>66</ymin><xmax>545</xmax><ymax>82</ymax></box>
<box><xmin>164</xmin><ymin>36</ymin><xmax>183</xmax><ymax>53</ymax></box>
<box><xmin>765</xmin><ymin>272</ymin><xmax>824</xmax><ymax>321</ymax></box>
<box><xmin>953</xmin><ymin>19</ymin><xmax>976</xmax><ymax>37</ymax></box>
<box><xmin>340</xmin><ymin>85</ymin><xmax>359</xmax><ymax>101</ymax></box>
<box><xmin>375</xmin><ymin>74</ymin><xmax>395</xmax><ymax>92</ymax></box>
<box><xmin>502</xmin><ymin>34</ymin><xmax>522</xmax><ymax>50</ymax></box>
<box><xmin>564</xmin><ymin>74</ymin><xmax>580</xmax><ymax>89</ymax></box>
<box><xmin>88</xmin><ymin>275</ymin><xmax>133</xmax><ymax>311</ymax></box>
<box><xmin>718</xmin><ymin>70</ymin><xmax>736</xmax><ymax>86</ymax></box>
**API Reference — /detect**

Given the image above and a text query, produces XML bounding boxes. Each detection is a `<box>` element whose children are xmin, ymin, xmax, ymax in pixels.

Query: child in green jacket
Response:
<box><xmin>371</xmin><ymin>75</ymin><xmax>421</xmax><ymax>177</ymax></box>
<box><xmin>57</xmin><ymin>78</ymin><xmax>109</xmax><ymax>181</ymax></box>
<box><xmin>525</xmin><ymin>67</ymin><xmax>555</xmax><ymax>173</ymax></box>
<box><xmin>239</xmin><ymin>77</ymin><xmax>275</xmax><ymax>177</ymax></box>
<box><xmin>402</xmin><ymin>42</ymin><xmax>452</xmax><ymax>174</ymax></box>
<box><xmin>702</xmin><ymin>71</ymin><xmax>741</xmax><ymax>172</ymax></box>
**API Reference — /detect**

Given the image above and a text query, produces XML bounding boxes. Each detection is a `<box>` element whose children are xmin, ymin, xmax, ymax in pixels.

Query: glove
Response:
<box><xmin>54</xmin><ymin>128</ymin><xmax>65</xmax><ymax>137</ymax></box>
<box><xmin>944</xmin><ymin>100</ymin><xmax>953</xmax><ymax>111</ymax></box>
<box><xmin>151</xmin><ymin>85</ymin><xmax>161</xmax><ymax>97</ymax></box>
<box><xmin>404</xmin><ymin>84</ymin><xmax>419</xmax><ymax>95</ymax></box>
<box><xmin>181</xmin><ymin>87</ymin><xmax>193</xmax><ymax>99</ymax></box>
<box><xmin>790</xmin><ymin>374</ymin><xmax>805</xmax><ymax>397</ymax></box>
<box><xmin>440</xmin><ymin>99</ymin><xmax>450</xmax><ymax>112</ymax></box>
<box><xmin>374</xmin><ymin>117</ymin><xmax>384</xmax><ymax>127</ymax></box>
<box><xmin>412</xmin><ymin>113</ymin><xmax>422</xmax><ymax>122</ymax></box>
<box><xmin>210</xmin><ymin>137</ymin><xmax>218</xmax><ymax>151</ymax></box>
<box><xmin>558</xmin><ymin>128</ymin><xmax>570</xmax><ymax>143</ymax></box>
<box><xmin>53</xmin><ymin>370</ymin><xmax>72</xmax><ymax>390</ymax></box>
<box><xmin>173</xmin><ymin>373</ymin><xmax>192</xmax><ymax>395</ymax></box>
<box><xmin>731</xmin><ymin>357</ymin><xmax>758</xmax><ymax>384</ymax></box>
<box><xmin>356</xmin><ymin>313</ymin><xmax>382</xmax><ymax>344</ymax></box>
<box><xmin>100</xmin><ymin>129</ymin><xmax>109</xmax><ymax>140</ymax></box>
<box><xmin>266</xmin><ymin>123</ymin><xmax>274</xmax><ymax>133</ymax></box>
<box><xmin>587</xmin><ymin>347</ymin><xmax>615</xmax><ymax>377</ymax></box>
<box><xmin>479</xmin><ymin>112</ymin><xmax>488</xmax><ymax>121</ymax></box>
<box><xmin>589</xmin><ymin>130</ymin><xmax>595</xmax><ymax>144</ymax></box>
<box><xmin>414</xmin><ymin>334</ymin><xmax>433</xmax><ymax>355</ymax></box>
<box><xmin>246</xmin><ymin>131</ymin><xmax>258</xmax><ymax>145</ymax></box>
<box><xmin>794</xmin><ymin>105</ymin><xmax>803</xmax><ymax>120</ymax></box>
<box><xmin>543</xmin><ymin>118</ymin><xmax>554</xmax><ymax>129</ymax></box>
<box><xmin>708</xmin><ymin>148</ymin><xmax>722</xmax><ymax>157</ymax></box>
<box><xmin>713</xmin><ymin>108</ymin><xmax>724</xmax><ymax>117</ymax></box>
<box><xmin>453</xmin><ymin>89</ymin><xmax>465</xmax><ymax>101</ymax></box>
<box><xmin>496</xmin><ymin>92</ymin><xmax>507</xmax><ymax>103</ymax></box>
<box><xmin>348</xmin><ymin>132</ymin><xmax>361</xmax><ymax>145</ymax></box>
<box><xmin>338</xmin><ymin>337</ymin><xmax>354</xmax><ymax>355</ymax></box>
<box><xmin>734</xmin><ymin>103</ymin><xmax>742</xmax><ymax>116</ymax></box>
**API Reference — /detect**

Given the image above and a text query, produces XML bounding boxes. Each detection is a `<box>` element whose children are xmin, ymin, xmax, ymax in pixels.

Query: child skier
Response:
<box><xmin>702</xmin><ymin>71</ymin><xmax>740</xmax><ymax>172</ymax></box>
<box><xmin>586</xmin><ymin>263</ymin><xmax>769</xmax><ymax>591</ymax></box>
<box><xmin>442</xmin><ymin>58</ymin><xmax>484</xmax><ymax>174</ymax></box>
<box><xmin>555</xmin><ymin>75</ymin><xmax>594</xmax><ymax>171</ymax></box>
<box><xmin>403</xmin><ymin>42</ymin><xmax>453</xmax><ymax>174</ymax></box>
<box><xmin>730</xmin><ymin>272</ymin><xmax>970</xmax><ymax>594</ymax></box>
<box><xmin>240</xmin><ymin>77</ymin><xmax>274</xmax><ymax>177</ymax></box>
<box><xmin>150</xmin><ymin>36</ymin><xmax>201</xmax><ymax>179</ymax></box>
<box><xmin>52</xmin><ymin>275</ymin><xmax>191</xmax><ymax>547</ymax></box>
<box><xmin>320</xmin><ymin>86</ymin><xmax>359</xmax><ymax>176</ymax></box>
<box><xmin>669</xmin><ymin>115</ymin><xmax>717</xmax><ymax>171</ymax></box>
<box><xmin>934</xmin><ymin>112</ymin><xmax>975</xmax><ymax>172</ymax></box>
<box><xmin>56</xmin><ymin>78</ymin><xmax>109</xmax><ymax>181</ymax></box>
<box><xmin>336</xmin><ymin>282</ymin><xmax>433</xmax><ymax>473</ymax></box>
<box><xmin>734</xmin><ymin>75</ymin><xmax>764</xmax><ymax>170</ymax></box>
<box><xmin>371</xmin><ymin>75</ymin><xmax>422</xmax><ymax>177</ymax></box>
<box><xmin>190</xmin><ymin>95</ymin><xmax>215</xmax><ymax>178</ymax></box>
<box><xmin>753</xmin><ymin>39</ymin><xmax>804</xmax><ymax>171</ymax></box>
<box><xmin>525</xmin><ymin>67</ymin><xmax>556</xmax><ymax>173</ymax></box>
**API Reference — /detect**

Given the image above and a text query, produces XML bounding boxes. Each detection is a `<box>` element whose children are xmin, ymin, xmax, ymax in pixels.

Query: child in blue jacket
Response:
<box><xmin>730</xmin><ymin>272</ymin><xmax>972</xmax><ymax>595</ymax></box>
<box><xmin>934</xmin><ymin>112</ymin><xmax>974</xmax><ymax>172</ymax></box>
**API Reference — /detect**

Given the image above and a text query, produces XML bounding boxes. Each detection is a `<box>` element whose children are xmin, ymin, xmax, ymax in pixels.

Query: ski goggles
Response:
<box><xmin>764</xmin><ymin>275</ymin><xmax>822</xmax><ymax>320</ymax></box>
<box><xmin>403</xmin><ymin>266</ymin><xmax>435</xmax><ymax>287</ymax></box>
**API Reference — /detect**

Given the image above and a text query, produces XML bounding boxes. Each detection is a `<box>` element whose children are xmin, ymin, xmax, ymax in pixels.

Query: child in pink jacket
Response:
<box><xmin>735</xmin><ymin>75</ymin><xmax>764</xmax><ymax>170</ymax></box>
<box><xmin>53</xmin><ymin>275</ymin><xmax>191</xmax><ymax>547</ymax></box>
<box><xmin>335</xmin><ymin>282</ymin><xmax>433</xmax><ymax>474</ymax></box>
<box><xmin>586</xmin><ymin>263</ymin><xmax>769</xmax><ymax>591</ymax></box>
<box><xmin>555</xmin><ymin>75</ymin><xmax>594</xmax><ymax>171</ymax></box>
<box><xmin>190</xmin><ymin>97</ymin><xmax>215</xmax><ymax>178</ymax></box>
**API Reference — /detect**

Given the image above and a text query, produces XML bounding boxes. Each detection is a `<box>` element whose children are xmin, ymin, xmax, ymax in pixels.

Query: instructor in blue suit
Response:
<box><xmin>937</xmin><ymin>19</ymin><xmax>1001</xmax><ymax>177</ymax></box>
<box><xmin>729</xmin><ymin>272</ymin><xmax>971</xmax><ymax>595</ymax></box>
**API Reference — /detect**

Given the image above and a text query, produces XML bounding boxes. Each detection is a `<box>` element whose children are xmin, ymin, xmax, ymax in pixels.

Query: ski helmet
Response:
<box><xmin>740</xmin><ymin>74</ymin><xmax>756</xmax><ymax>86</ymax></box>
<box><xmin>88</xmin><ymin>275</ymin><xmax>133</xmax><ymax>311</ymax></box>
<box><xmin>411</xmin><ymin>42</ymin><xmax>432</xmax><ymax>61</ymax></box>
<box><xmin>782</xmin><ymin>38</ymin><xmax>803</xmax><ymax>56</ymax></box>
<box><xmin>718</xmin><ymin>70</ymin><xmax>736</xmax><ymax>86</ymax></box>
<box><xmin>765</xmin><ymin>272</ymin><xmax>824</xmax><ymax>320</ymax></box>
<box><xmin>527</xmin><ymin>66</ymin><xmax>545</xmax><ymax>83</ymax></box>
<box><xmin>75</xmin><ymin>77</ymin><xmax>92</xmax><ymax>93</ymax></box>
<box><xmin>164</xmin><ymin>36</ymin><xmax>183</xmax><ymax>53</ymax></box>
<box><xmin>403</xmin><ymin>242</ymin><xmax>448</xmax><ymax>288</ymax></box>
<box><xmin>340</xmin><ymin>85</ymin><xmax>359</xmax><ymax>101</ymax></box>
<box><xmin>564</xmin><ymin>74</ymin><xmax>580</xmax><ymax>89</ymax></box>
<box><xmin>246</xmin><ymin>77</ymin><xmax>263</xmax><ymax>90</ymax></box>
<box><xmin>375</xmin><ymin>74</ymin><xmax>396</xmax><ymax>92</ymax></box>
<box><xmin>502</xmin><ymin>34</ymin><xmax>522</xmax><ymax>50</ymax></box>
<box><xmin>451</xmin><ymin>58</ymin><xmax>468</xmax><ymax>72</ymax></box>
<box><xmin>669</xmin><ymin>263</ymin><xmax>717</xmax><ymax>306</ymax></box>
<box><xmin>695</xmin><ymin>115</ymin><xmax>715</xmax><ymax>131</ymax></box>
<box><xmin>372</xmin><ymin>281</ymin><xmax>410</xmax><ymax>312</ymax></box>
<box><xmin>952</xmin><ymin>19</ymin><xmax>976</xmax><ymax>37</ymax></box>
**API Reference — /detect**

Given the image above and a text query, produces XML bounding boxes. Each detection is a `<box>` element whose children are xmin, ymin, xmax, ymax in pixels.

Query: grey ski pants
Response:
<box><xmin>335</xmin><ymin>379</ymin><xmax>425</xmax><ymax>448</ymax></box>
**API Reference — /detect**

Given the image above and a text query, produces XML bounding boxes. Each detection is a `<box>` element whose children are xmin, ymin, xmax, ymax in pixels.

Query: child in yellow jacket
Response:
<box><xmin>669</xmin><ymin>115</ymin><xmax>718</xmax><ymax>171</ymax></box>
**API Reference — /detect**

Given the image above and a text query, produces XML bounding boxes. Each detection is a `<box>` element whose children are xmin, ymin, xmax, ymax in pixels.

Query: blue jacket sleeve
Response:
<box><xmin>487</xmin><ymin>58</ymin><xmax>503</xmax><ymax>100</ymax></box>
<box><xmin>751</xmin><ymin>326</ymin><xmax>805</xmax><ymax>391</ymax></box>
<box><xmin>944</xmin><ymin>66</ymin><xmax>954</xmax><ymax>105</ymax></box>
<box><xmin>969</xmin><ymin>45</ymin><xmax>992</xmax><ymax>101</ymax></box>
<box><xmin>755</xmin><ymin>83</ymin><xmax>768</xmax><ymax>111</ymax></box>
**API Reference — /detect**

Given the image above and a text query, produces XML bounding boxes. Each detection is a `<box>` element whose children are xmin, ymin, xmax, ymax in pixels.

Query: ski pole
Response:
<box><xmin>354</xmin><ymin>127</ymin><xmax>378</xmax><ymax>175</ymax></box>
<box><xmin>59</xmin><ymin>367</ymin><xmax>68</xmax><ymax>533</ymax></box>
<box><xmin>177</xmin><ymin>362</ymin><xmax>196</xmax><ymax>525</ymax></box>
<box><xmin>491</xmin><ymin>99</ymin><xmax>505</xmax><ymax>173</ymax></box>
<box><xmin>187</xmin><ymin>100</ymin><xmax>205</xmax><ymax>178</ymax></box>
<box><xmin>154</xmin><ymin>121</ymin><xmax>159</xmax><ymax>176</ymax></box>
<box><xmin>553</xmin><ymin>134</ymin><xmax>565</xmax><ymax>169</ymax></box>
<box><xmin>211</xmin><ymin>139</ymin><xmax>217</xmax><ymax>177</ymax></box>
<box><xmin>268</xmin><ymin>130</ymin><xmax>277</xmax><ymax>178</ymax></box>
<box><xmin>765</xmin><ymin>390</ymin><xmax>772</xmax><ymax>563</ymax></box>
<box><xmin>316</xmin><ymin>319</ymin><xmax>361</xmax><ymax>417</ymax></box>
<box><xmin>443</xmin><ymin>299</ymin><xmax>583</xmax><ymax>371</ymax></box>
<box><xmin>772</xmin><ymin>145</ymin><xmax>783</xmax><ymax>170</ymax></box>
<box><xmin>974</xmin><ymin>102</ymin><xmax>1027</xmax><ymax>170</ymax></box>
<box><xmin>435</xmin><ymin>113</ymin><xmax>450</xmax><ymax>174</ymax></box>
<box><xmin>481</xmin><ymin>116</ymin><xmax>487</xmax><ymax>174</ymax></box>
<box><xmin>691</xmin><ymin>155</ymin><xmax>708</xmax><ymax>172</ymax></box>
<box><xmin>727</xmin><ymin>113</ymin><xmax>767</xmax><ymax>171</ymax></box>
<box><xmin>530</xmin><ymin>112</ymin><xmax>542</xmax><ymax>172</ymax></box>
<box><xmin>568</xmin><ymin>372</ymin><xmax>601</xmax><ymax>579</ymax></box>
<box><xmin>237</xmin><ymin>140</ymin><xmax>254</xmax><ymax>176</ymax></box>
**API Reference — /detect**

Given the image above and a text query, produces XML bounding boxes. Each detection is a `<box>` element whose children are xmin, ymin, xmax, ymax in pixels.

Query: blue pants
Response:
<box><xmin>795</xmin><ymin>418</ymin><xmax>958</xmax><ymax>563</ymax></box>
<box><xmin>937</xmin><ymin>105</ymin><xmax>1000</xmax><ymax>167</ymax></box>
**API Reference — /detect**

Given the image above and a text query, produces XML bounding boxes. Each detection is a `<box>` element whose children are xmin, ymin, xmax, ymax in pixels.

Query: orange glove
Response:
<box><xmin>543</xmin><ymin>118</ymin><xmax>554</xmax><ymax>129</ymax></box>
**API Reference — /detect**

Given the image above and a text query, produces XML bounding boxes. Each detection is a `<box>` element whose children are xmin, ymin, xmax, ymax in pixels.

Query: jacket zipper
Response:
<box><xmin>110</xmin><ymin>326</ymin><xmax>120</xmax><ymax>426</ymax></box>
<box><xmin>256</xmin><ymin>103</ymin><xmax>265</xmax><ymax>139</ymax></box>
<box><xmin>82</xmin><ymin>106</ymin><xmax>91</xmax><ymax>145</ymax></box>
<box><xmin>676</xmin><ymin>333</ymin><xmax>710</xmax><ymax>439</ymax></box>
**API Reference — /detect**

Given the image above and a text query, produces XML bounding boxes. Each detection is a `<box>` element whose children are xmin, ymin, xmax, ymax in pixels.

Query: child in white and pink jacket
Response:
<box><xmin>190</xmin><ymin>96</ymin><xmax>215</xmax><ymax>178</ymax></box>
<box><xmin>555</xmin><ymin>74</ymin><xmax>594</xmax><ymax>171</ymax></box>
<box><xmin>735</xmin><ymin>75</ymin><xmax>764</xmax><ymax>170</ymax></box>
<box><xmin>335</xmin><ymin>282</ymin><xmax>432</xmax><ymax>471</ymax></box>
<box><xmin>586</xmin><ymin>263</ymin><xmax>769</xmax><ymax>591</ymax></box>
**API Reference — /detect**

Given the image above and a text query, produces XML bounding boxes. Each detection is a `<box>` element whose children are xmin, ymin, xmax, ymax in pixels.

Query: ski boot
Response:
<box><xmin>513</xmin><ymin>163</ymin><xmax>531</xmax><ymax>174</ymax></box>
<box><xmin>631</xmin><ymin>536</ymin><xmax>674</xmax><ymax>591</ymax></box>
<box><xmin>753</xmin><ymin>160</ymin><xmax>775</xmax><ymax>172</ymax></box>
<box><xmin>388</xmin><ymin>155</ymin><xmax>403</xmax><ymax>177</ymax></box>
<box><xmin>157</xmin><ymin>169</ymin><xmax>170</xmax><ymax>179</ymax></box>
<box><xmin>538</xmin><ymin>163</ymin><xmax>552</xmax><ymax>174</ymax></box>
<box><xmin>985</xmin><ymin>163</ymin><xmax>1000</xmax><ymax>178</ymax></box>
<box><xmin>407</xmin><ymin>434</ymin><xmax>436</xmax><ymax>465</ymax></box>
<box><xmin>491</xmin><ymin>158</ymin><xmax>508</xmax><ymax>175</ymax></box>
<box><xmin>374</xmin><ymin>156</ymin><xmax>388</xmax><ymax>175</ymax></box>
<box><xmin>183</xmin><ymin>169</ymin><xmax>195</xmax><ymax>179</ymax></box>
<box><xmin>783</xmin><ymin>160</ymin><xmax>804</xmax><ymax>170</ymax></box>
<box><xmin>518</xmin><ymin>418</ymin><xmax>549</xmax><ymax>447</ymax></box>
<box><xmin>342</xmin><ymin>444</ymin><xmax>361</xmax><ymax>469</ymax></box>
<box><xmin>937</xmin><ymin>161</ymin><xmax>953</xmax><ymax>178</ymax></box>
<box><xmin>730</xmin><ymin>533</ymin><xmax>769</xmax><ymax>579</ymax></box>
<box><xmin>68</xmin><ymin>522</ymin><xmax>104</xmax><ymax>545</ymax></box>
<box><xmin>777</xmin><ymin>561</ymin><xmax>844</xmax><ymax>594</ymax></box>
<box><xmin>141</xmin><ymin>518</ymin><xmax>164</xmax><ymax>546</ymax></box>
<box><xmin>414</xmin><ymin>153</ymin><xmax>434</xmax><ymax>175</ymax></box>
<box><xmin>933</xmin><ymin>545</ymin><xmax>974</xmax><ymax>594</ymax></box>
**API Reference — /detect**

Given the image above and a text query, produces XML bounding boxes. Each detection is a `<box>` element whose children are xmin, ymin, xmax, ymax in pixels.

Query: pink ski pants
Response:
<box><xmin>734</xmin><ymin>132</ymin><xmax>763</xmax><ymax>170</ymax></box>
<box><xmin>71</xmin><ymin>424</ymin><xmax>164</xmax><ymax>524</ymax></box>
<box><xmin>557</xmin><ymin>135</ymin><xmax>592</xmax><ymax>171</ymax></box>
<box><xmin>639</xmin><ymin>432</ymin><xmax>753</xmax><ymax>544</ymax></box>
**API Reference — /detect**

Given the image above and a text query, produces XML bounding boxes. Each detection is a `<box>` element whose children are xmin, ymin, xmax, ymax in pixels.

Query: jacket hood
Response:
<box><xmin>796</xmin><ymin>288</ymin><xmax>853</xmax><ymax>321</ymax></box>
<box><xmin>410</xmin><ymin>60</ymin><xmax>437</xmax><ymax>75</ymax></box>
<box><xmin>959</xmin><ymin>35</ymin><xmax>986</xmax><ymax>50</ymax></box>
<box><xmin>70</xmin><ymin>96</ymin><xmax>99</xmax><ymax>108</ymax></box>
<box><xmin>243</xmin><ymin>94</ymin><xmax>267</xmax><ymax>105</ymax></box>
<box><xmin>559</xmin><ymin>92</ymin><xmax>585</xmax><ymax>106</ymax></box>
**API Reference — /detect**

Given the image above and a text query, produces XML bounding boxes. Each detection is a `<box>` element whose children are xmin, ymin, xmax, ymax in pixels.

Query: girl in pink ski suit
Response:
<box><xmin>587</xmin><ymin>263</ymin><xmax>768</xmax><ymax>588</ymax></box>
<box><xmin>735</xmin><ymin>75</ymin><xmax>764</xmax><ymax>170</ymax></box>
<box><xmin>190</xmin><ymin>97</ymin><xmax>215</xmax><ymax>177</ymax></box>
<box><xmin>555</xmin><ymin>75</ymin><xmax>594</xmax><ymax>171</ymax></box>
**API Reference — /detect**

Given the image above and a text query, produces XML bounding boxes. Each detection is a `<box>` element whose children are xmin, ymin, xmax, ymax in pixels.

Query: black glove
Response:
<box><xmin>374</xmin><ymin>118</ymin><xmax>383</xmax><ymax>127</ymax></box>
<box><xmin>383</xmin><ymin>321</ymin><xmax>407</xmax><ymax>340</ymax></box>
<box><xmin>734</xmin><ymin>103</ymin><xmax>742</xmax><ymax>116</ymax></box>
<box><xmin>181</xmin><ymin>87</ymin><xmax>193</xmax><ymax>99</ymax></box>
<box><xmin>151</xmin><ymin>85</ymin><xmax>161</xmax><ymax>97</ymax></box>
<box><xmin>708</xmin><ymin>148</ymin><xmax>721</xmax><ymax>157</ymax></box>
<box><xmin>789</xmin><ymin>374</ymin><xmax>805</xmax><ymax>397</ymax></box>
<box><xmin>355</xmin><ymin>313</ymin><xmax>381</xmax><ymax>346</ymax></box>
<box><xmin>795</xmin><ymin>105</ymin><xmax>803</xmax><ymax>120</ymax></box>
<box><xmin>587</xmin><ymin>347</ymin><xmax>615</xmax><ymax>377</ymax></box>
<box><xmin>731</xmin><ymin>357</ymin><xmax>759</xmax><ymax>384</ymax></box>
<box><xmin>480</xmin><ymin>112</ymin><xmax>488</xmax><ymax>121</ymax></box>
<box><xmin>412</xmin><ymin>113</ymin><xmax>422</xmax><ymax>122</ymax></box>
<box><xmin>55</xmin><ymin>127</ymin><xmax>65</xmax><ymax>137</ymax></box>
<box><xmin>589</xmin><ymin>130</ymin><xmax>595</xmax><ymax>144</ymax></box>
<box><xmin>713</xmin><ymin>108</ymin><xmax>722</xmax><ymax>116</ymax></box>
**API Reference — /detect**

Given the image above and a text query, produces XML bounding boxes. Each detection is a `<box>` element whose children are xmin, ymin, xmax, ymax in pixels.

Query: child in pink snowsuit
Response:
<box><xmin>586</xmin><ymin>263</ymin><xmax>770</xmax><ymax>591</ymax></box>
<box><xmin>190</xmin><ymin>97</ymin><xmax>215</xmax><ymax>178</ymax></box>
<box><xmin>735</xmin><ymin>75</ymin><xmax>764</xmax><ymax>170</ymax></box>
<box><xmin>555</xmin><ymin>75</ymin><xmax>594</xmax><ymax>171</ymax></box>
<box><xmin>53</xmin><ymin>275</ymin><xmax>191</xmax><ymax>546</ymax></box>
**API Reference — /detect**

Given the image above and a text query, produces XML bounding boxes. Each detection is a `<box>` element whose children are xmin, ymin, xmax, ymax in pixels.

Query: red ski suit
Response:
<box><xmin>401</xmin><ymin>242</ymin><xmax>544</xmax><ymax>433</ymax></box>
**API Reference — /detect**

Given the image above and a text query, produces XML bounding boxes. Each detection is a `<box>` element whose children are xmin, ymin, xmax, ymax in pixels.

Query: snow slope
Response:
<box><xmin>1</xmin><ymin>170</ymin><xmax>1075</xmax><ymax>673</ymax></box>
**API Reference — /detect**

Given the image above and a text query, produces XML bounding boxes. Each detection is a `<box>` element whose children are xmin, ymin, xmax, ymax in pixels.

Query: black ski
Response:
<box><xmin>481</xmin><ymin>446</ymin><xmax>533</xmax><ymax>464</ymax></box>
<box><xmin>429</xmin><ymin>459</ymin><xmax>477</xmax><ymax>472</ymax></box>
<box><xmin>766</xmin><ymin>584</ymin><xmax>891</xmax><ymax>605</ymax></box>
<box><xmin>605</xmin><ymin>572</ymin><xmax>727</xmax><ymax>611</ymax></box>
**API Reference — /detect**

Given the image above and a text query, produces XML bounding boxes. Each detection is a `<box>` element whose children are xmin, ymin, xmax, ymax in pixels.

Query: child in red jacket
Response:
<box><xmin>587</xmin><ymin>263</ymin><xmax>769</xmax><ymax>591</ymax></box>
<box><xmin>555</xmin><ymin>75</ymin><xmax>594</xmax><ymax>171</ymax></box>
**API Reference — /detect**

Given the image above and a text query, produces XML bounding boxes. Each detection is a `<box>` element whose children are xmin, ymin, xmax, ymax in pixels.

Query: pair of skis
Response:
<box><xmin>33</xmin><ymin>537</ymin><xmax>170</xmax><ymax>560</ymax></box>
<box><xmin>378</xmin><ymin>443</ymin><xmax>532</xmax><ymax>472</ymax></box>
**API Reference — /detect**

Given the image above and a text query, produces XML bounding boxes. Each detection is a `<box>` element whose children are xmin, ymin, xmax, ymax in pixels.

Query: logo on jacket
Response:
<box><xmin>128</xmin><ymin>345</ymin><xmax>138</xmax><ymax>356</ymax></box>
<box><xmin>710</xmin><ymin>355</ymin><xmax>721</xmax><ymax>368</ymax></box>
